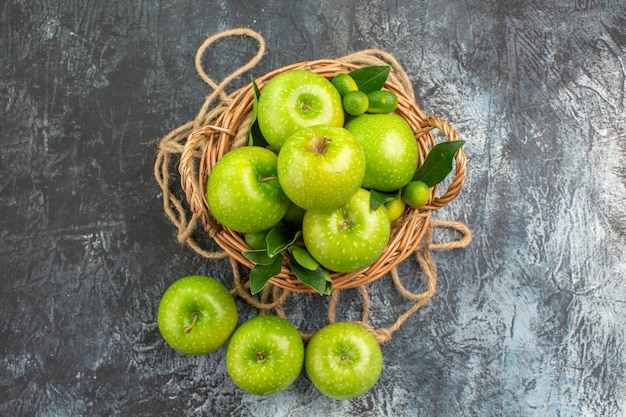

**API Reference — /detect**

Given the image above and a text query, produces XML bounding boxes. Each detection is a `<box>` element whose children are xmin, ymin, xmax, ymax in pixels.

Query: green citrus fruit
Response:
<box><xmin>331</xmin><ymin>73</ymin><xmax>358</xmax><ymax>97</ymax></box>
<box><xmin>402</xmin><ymin>181</ymin><xmax>430</xmax><ymax>207</ymax></box>
<box><xmin>384</xmin><ymin>197</ymin><xmax>406</xmax><ymax>221</ymax></box>
<box><xmin>343</xmin><ymin>90</ymin><xmax>369</xmax><ymax>116</ymax></box>
<box><xmin>367</xmin><ymin>90</ymin><xmax>399</xmax><ymax>114</ymax></box>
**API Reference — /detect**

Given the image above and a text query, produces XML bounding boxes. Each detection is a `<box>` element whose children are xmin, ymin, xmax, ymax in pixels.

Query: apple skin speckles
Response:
<box><xmin>226</xmin><ymin>315</ymin><xmax>304</xmax><ymax>396</ymax></box>
<box><xmin>302</xmin><ymin>188</ymin><xmax>391</xmax><ymax>273</ymax></box>
<box><xmin>258</xmin><ymin>70</ymin><xmax>344</xmax><ymax>150</ymax></box>
<box><xmin>345</xmin><ymin>113</ymin><xmax>418</xmax><ymax>192</ymax></box>
<box><xmin>206</xmin><ymin>146</ymin><xmax>290</xmax><ymax>233</ymax></box>
<box><xmin>157</xmin><ymin>275</ymin><xmax>238</xmax><ymax>355</ymax></box>
<box><xmin>277</xmin><ymin>125</ymin><xmax>366</xmax><ymax>211</ymax></box>
<box><xmin>305</xmin><ymin>322</ymin><xmax>383</xmax><ymax>400</ymax></box>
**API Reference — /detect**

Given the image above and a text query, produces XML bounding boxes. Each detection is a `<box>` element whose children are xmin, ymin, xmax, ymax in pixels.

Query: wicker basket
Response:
<box><xmin>178</xmin><ymin>59</ymin><xmax>466</xmax><ymax>294</ymax></box>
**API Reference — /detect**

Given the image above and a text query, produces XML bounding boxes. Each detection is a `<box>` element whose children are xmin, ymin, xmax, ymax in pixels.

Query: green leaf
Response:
<box><xmin>370</xmin><ymin>189</ymin><xmax>401</xmax><ymax>211</ymax></box>
<box><xmin>242</xmin><ymin>249</ymin><xmax>275</xmax><ymax>265</ymax></box>
<box><xmin>289</xmin><ymin>252</ymin><xmax>328</xmax><ymax>295</ymax></box>
<box><xmin>348</xmin><ymin>65</ymin><xmax>391</xmax><ymax>94</ymax></box>
<box><xmin>249</xmin><ymin>254</ymin><xmax>283</xmax><ymax>295</ymax></box>
<box><xmin>321</xmin><ymin>269</ymin><xmax>333</xmax><ymax>295</ymax></box>
<box><xmin>412</xmin><ymin>140</ymin><xmax>466</xmax><ymax>186</ymax></box>
<box><xmin>248</xmin><ymin>76</ymin><xmax>269</xmax><ymax>147</ymax></box>
<box><xmin>266</xmin><ymin>224</ymin><xmax>301</xmax><ymax>258</ymax></box>
<box><xmin>288</xmin><ymin>246</ymin><xmax>319</xmax><ymax>271</ymax></box>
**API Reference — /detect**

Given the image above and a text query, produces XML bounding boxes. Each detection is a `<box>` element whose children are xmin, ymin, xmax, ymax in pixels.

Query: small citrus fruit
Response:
<box><xmin>343</xmin><ymin>90</ymin><xmax>369</xmax><ymax>116</ymax></box>
<box><xmin>402</xmin><ymin>181</ymin><xmax>430</xmax><ymax>207</ymax></box>
<box><xmin>367</xmin><ymin>90</ymin><xmax>398</xmax><ymax>114</ymax></box>
<box><xmin>384</xmin><ymin>197</ymin><xmax>406</xmax><ymax>221</ymax></box>
<box><xmin>331</xmin><ymin>73</ymin><xmax>358</xmax><ymax>97</ymax></box>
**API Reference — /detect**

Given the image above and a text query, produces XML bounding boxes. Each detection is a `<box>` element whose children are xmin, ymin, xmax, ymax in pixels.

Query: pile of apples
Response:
<box><xmin>158</xmin><ymin>275</ymin><xmax>383</xmax><ymax>400</ymax></box>
<box><xmin>206</xmin><ymin>67</ymin><xmax>430</xmax><ymax>295</ymax></box>
<box><xmin>156</xmin><ymin>67</ymin><xmax>438</xmax><ymax>400</ymax></box>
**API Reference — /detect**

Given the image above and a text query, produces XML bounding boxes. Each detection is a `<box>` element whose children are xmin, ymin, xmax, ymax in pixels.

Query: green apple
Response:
<box><xmin>226</xmin><ymin>315</ymin><xmax>304</xmax><ymax>396</ymax></box>
<box><xmin>345</xmin><ymin>113</ymin><xmax>418</xmax><ymax>192</ymax></box>
<box><xmin>206</xmin><ymin>146</ymin><xmax>290</xmax><ymax>233</ymax></box>
<box><xmin>258</xmin><ymin>70</ymin><xmax>344</xmax><ymax>150</ymax></box>
<box><xmin>277</xmin><ymin>124</ymin><xmax>366</xmax><ymax>211</ymax></box>
<box><xmin>305</xmin><ymin>322</ymin><xmax>383</xmax><ymax>400</ymax></box>
<box><xmin>302</xmin><ymin>188</ymin><xmax>390</xmax><ymax>273</ymax></box>
<box><xmin>157</xmin><ymin>275</ymin><xmax>238</xmax><ymax>355</ymax></box>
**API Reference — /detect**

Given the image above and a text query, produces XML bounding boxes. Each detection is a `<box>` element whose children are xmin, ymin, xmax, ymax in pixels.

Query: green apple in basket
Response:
<box><xmin>257</xmin><ymin>70</ymin><xmax>345</xmax><ymax>150</ymax></box>
<box><xmin>302</xmin><ymin>188</ymin><xmax>391</xmax><ymax>273</ymax></box>
<box><xmin>345</xmin><ymin>113</ymin><xmax>418</xmax><ymax>192</ymax></box>
<box><xmin>277</xmin><ymin>124</ymin><xmax>366</xmax><ymax>211</ymax></box>
<box><xmin>206</xmin><ymin>146</ymin><xmax>290</xmax><ymax>233</ymax></box>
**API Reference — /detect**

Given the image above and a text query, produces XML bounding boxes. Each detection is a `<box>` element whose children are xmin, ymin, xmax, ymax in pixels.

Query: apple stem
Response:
<box><xmin>259</xmin><ymin>175</ymin><xmax>278</xmax><ymax>184</ymax></box>
<box><xmin>318</xmin><ymin>137</ymin><xmax>332</xmax><ymax>154</ymax></box>
<box><xmin>255</xmin><ymin>349</ymin><xmax>267</xmax><ymax>363</ymax></box>
<box><xmin>184</xmin><ymin>312</ymin><xmax>199</xmax><ymax>334</ymax></box>
<box><xmin>309</xmin><ymin>134</ymin><xmax>332</xmax><ymax>155</ymax></box>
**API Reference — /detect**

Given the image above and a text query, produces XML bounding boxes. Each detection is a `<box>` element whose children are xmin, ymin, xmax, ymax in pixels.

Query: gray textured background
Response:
<box><xmin>1</xmin><ymin>1</ymin><xmax>625</xmax><ymax>416</ymax></box>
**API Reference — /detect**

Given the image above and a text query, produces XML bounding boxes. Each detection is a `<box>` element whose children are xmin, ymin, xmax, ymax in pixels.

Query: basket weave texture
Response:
<box><xmin>155</xmin><ymin>28</ymin><xmax>471</xmax><ymax>342</ymax></box>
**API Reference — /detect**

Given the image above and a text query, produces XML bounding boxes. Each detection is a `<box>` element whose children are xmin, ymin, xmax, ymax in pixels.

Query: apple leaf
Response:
<box><xmin>266</xmin><ymin>224</ymin><xmax>301</xmax><ymax>258</ymax></box>
<box><xmin>288</xmin><ymin>246</ymin><xmax>319</xmax><ymax>271</ymax></box>
<box><xmin>249</xmin><ymin>254</ymin><xmax>283</xmax><ymax>295</ymax></box>
<box><xmin>289</xmin><ymin>252</ymin><xmax>328</xmax><ymax>295</ymax></box>
<box><xmin>348</xmin><ymin>66</ymin><xmax>391</xmax><ymax>94</ymax></box>
<box><xmin>322</xmin><ymin>269</ymin><xmax>333</xmax><ymax>295</ymax></box>
<box><xmin>370</xmin><ymin>189</ymin><xmax>401</xmax><ymax>211</ymax></box>
<box><xmin>248</xmin><ymin>76</ymin><xmax>269</xmax><ymax>147</ymax></box>
<box><xmin>412</xmin><ymin>140</ymin><xmax>466</xmax><ymax>186</ymax></box>
<box><xmin>242</xmin><ymin>249</ymin><xmax>275</xmax><ymax>265</ymax></box>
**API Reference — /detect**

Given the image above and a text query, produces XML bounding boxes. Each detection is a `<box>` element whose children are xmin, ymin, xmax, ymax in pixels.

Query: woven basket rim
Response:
<box><xmin>178</xmin><ymin>58</ymin><xmax>466</xmax><ymax>293</ymax></box>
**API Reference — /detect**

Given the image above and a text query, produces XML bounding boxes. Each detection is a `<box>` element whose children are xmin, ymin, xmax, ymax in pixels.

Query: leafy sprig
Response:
<box><xmin>369</xmin><ymin>189</ymin><xmax>401</xmax><ymax>211</ymax></box>
<box><xmin>242</xmin><ymin>224</ymin><xmax>331</xmax><ymax>295</ymax></box>
<box><xmin>348</xmin><ymin>66</ymin><xmax>391</xmax><ymax>94</ymax></box>
<box><xmin>248</xmin><ymin>76</ymin><xmax>269</xmax><ymax>147</ymax></box>
<box><xmin>412</xmin><ymin>140</ymin><xmax>466</xmax><ymax>186</ymax></box>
